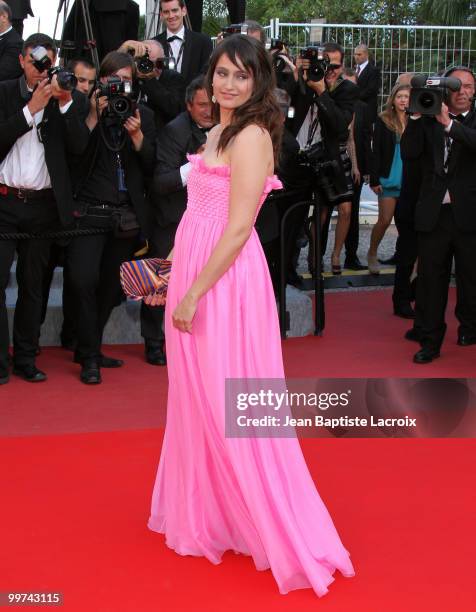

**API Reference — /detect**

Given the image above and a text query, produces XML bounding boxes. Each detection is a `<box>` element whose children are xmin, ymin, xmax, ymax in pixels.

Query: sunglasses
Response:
<box><xmin>328</xmin><ymin>63</ymin><xmax>342</xmax><ymax>70</ymax></box>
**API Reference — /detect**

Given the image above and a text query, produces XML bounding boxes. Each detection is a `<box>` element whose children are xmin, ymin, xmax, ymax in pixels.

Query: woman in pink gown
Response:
<box><xmin>148</xmin><ymin>35</ymin><xmax>355</xmax><ymax>597</ymax></box>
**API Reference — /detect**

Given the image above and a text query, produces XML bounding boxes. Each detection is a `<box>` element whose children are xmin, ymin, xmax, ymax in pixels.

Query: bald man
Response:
<box><xmin>354</xmin><ymin>44</ymin><xmax>380</xmax><ymax>121</ymax></box>
<box><xmin>118</xmin><ymin>38</ymin><xmax>186</xmax><ymax>128</ymax></box>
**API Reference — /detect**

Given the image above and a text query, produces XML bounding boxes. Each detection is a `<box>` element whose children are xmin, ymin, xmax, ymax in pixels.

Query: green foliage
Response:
<box><xmin>419</xmin><ymin>0</ymin><xmax>476</xmax><ymax>25</ymax></box>
<box><xmin>200</xmin><ymin>0</ymin><xmax>476</xmax><ymax>32</ymax></box>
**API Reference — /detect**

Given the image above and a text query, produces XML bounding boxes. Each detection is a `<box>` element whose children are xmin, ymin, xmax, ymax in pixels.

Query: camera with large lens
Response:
<box><xmin>298</xmin><ymin>142</ymin><xmax>352</xmax><ymax>204</ymax></box>
<box><xmin>408</xmin><ymin>74</ymin><xmax>462</xmax><ymax>115</ymax></box>
<box><xmin>97</xmin><ymin>76</ymin><xmax>135</xmax><ymax>120</ymax></box>
<box><xmin>223</xmin><ymin>24</ymin><xmax>249</xmax><ymax>38</ymax></box>
<box><xmin>135</xmin><ymin>51</ymin><xmax>155</xmax><ymax>75</ymax></box>
<box><xmin>156</xmin><ymin>56</ymin><xmax>177</xmax><ymax>71</ymax></box>
<box><xmin>299</xmin><ymin>46</ymin><xmax>330</xmax><ymax>82</ymax></box>
<box><xmin>30</xmin><ymin>46</ymin><xmax>78</xmax><ymax>91</ymax></box>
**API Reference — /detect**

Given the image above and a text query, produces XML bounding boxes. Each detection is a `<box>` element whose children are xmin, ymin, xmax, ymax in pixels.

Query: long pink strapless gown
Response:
<box><xmin>148</xmin><ymin>154</ymin><xmax>355</xmax><ymax>596</ymax></box>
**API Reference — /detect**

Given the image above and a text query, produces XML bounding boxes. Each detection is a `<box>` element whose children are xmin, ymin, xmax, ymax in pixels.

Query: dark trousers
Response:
<box><xmin>0</xmin><ymin>191</ymin><xmax>59</xmax><ymax>374</ymax></box>
<box><xmin>345</xmin><ymin>180</ymin><xmax>363</xmax><ymax>261</ymax></box>
<box><xmin>393</xmin><ymin>203</ymin><xmax>418</xmax><ymax>309</ymax></box>
<box><xmin>41</xmin><ymin>243</ymin><xmax>76</xmax><ymax>346</ymax></box>
<box><xmin>66</xmin><ymin>232</ymin><xmax>137</xmax><ymax>362</ymax></box>
<box><xmin>417</xmin><ymin>205</ymin><xmax>476</xmax><ymax>351</ymax></box>
<box><xmin>140</xmin><ymin>223</ymin><xmax>178</xmax><ymax>348</ymax></box>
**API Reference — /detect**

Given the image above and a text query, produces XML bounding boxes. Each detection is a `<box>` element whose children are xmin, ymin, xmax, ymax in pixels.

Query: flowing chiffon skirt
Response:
<box><xmin>148</xmin><ymin>156</ymin><xmax>355</xmax><ymax>596</ymax></box>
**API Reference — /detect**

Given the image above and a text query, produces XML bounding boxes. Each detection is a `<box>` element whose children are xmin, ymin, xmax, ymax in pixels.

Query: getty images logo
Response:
<box><xmin>235</xmin><ymin>389</ymin><xmax>352</xmax><ymax>412</ymax></box>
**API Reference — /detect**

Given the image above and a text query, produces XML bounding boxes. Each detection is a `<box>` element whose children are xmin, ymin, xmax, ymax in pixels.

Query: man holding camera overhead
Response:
<box><xmin>0</xmin><ymin>33</ymin><xmax>90</xmax><ymax>384</ymax></box>
<box><xmin>118</xmin><ymin>38</ymin><xmax>185</xmax><ymax>129</ymax></box>
<box><xmin>402</xmin><ymin>66</ymin><xmax>476</xmax><ymax>363</ymax></box>
<box><xmin>66</xmin><ymin>51</ymin><xmax>156</xmax><ymax>384</ymax></box>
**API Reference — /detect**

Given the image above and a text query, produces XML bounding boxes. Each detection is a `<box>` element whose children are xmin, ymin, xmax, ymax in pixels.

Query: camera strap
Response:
<box><xmin>306</xmin><ymin>104</ymin><xmax>320</xmax><ymax>148</ymax></box>
<box><xmin>115</xmin><ymin>152</ymin><xmax>127</xmax><ymax>192</ymax></box>
<box><xmin>166</xmin><ymin>34</ymin><xmax>185</xmax><ymax>70</ymax></box>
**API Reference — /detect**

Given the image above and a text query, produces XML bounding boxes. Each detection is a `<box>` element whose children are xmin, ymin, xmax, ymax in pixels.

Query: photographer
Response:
<box><xmin>118</xmin><ymin>39</ymin><xmax>186</xmax><ymax>129</ymax></box>
<box><xmin>67</xmin><ymin>58</ymin><xmax>97</xmax><ymax>96</ymax></box>
<box><xmin>401</xmin><ymin>66</ymin><xmax>476</xmax><ymax>363</ymax></box>
<box><xmin>66</xmin><ymin>51</ymin><xmax>156</xmax><ymax>384</ymax></box>
<box><xmin>143</xmin><ymin>75</ymin><xmax>213</xmax><ymax>365</ymax></box>
<box><xmin>291</xmin><ymin>42</ymin><xmax>358</xmax><ymax>272</ymax></box>
<box><xmin>0</xmin><ymin>33</ymin><xmax>89</xmax><ymax>384</ymax></box>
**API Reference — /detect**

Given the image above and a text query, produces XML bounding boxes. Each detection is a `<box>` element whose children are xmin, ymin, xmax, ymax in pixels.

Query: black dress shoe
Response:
<box><xmin>457</xmin><ymin>335</ymin><xmax>476</xmax><ymax>346</ymax></box>
<box><xmin>99</xmin><ymin>354</ymin><xmax>124</xmax><ymax>368</ymax></box>
<box><xmin>379</xmin><ymin>254</ymin><xmax>397</xmax><ymax>265</ymax></box>
<box><xmin>74</xmin><ymin>354</ymin><xmax>123</xmax><ymax>368</ymax></box>
<box><xmin>145</xmin><ymin>344</ymin><xmax>167</xmax><ymax>366</ymax></box>
<box><xmin>344</xmin><ymin>258</ymin><xmax>367</xmax><ymax>271</ymax></box>
<box><xmin>405</xmin><ymin>328</ymin><xmax>421</xmax><ymax>343</ymax></box>
<box><xmin>413</xmin><ymin>348</ymin><xmax>440</xmax><ymax>364</ymax></box>
<box><xmin>12</xmin><ymin>364</ymin><xmax>47</xmax><ymax>382</ymax></box>
<box><xmin>393</xmin><ymin>303</ymin><xmax>416</xmax><ymax>319</ymax></box>
<box><xmin>80</xmin><ymin>361</ymin><xmax>101</xmax><ymax>384</ymax></box>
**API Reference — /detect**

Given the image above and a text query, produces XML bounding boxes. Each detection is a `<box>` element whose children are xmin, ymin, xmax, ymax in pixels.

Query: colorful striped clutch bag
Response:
<box><xmin>120</xmin><ymin>258</ymin><xmax>172</xmax><ymax>306</ymax></box>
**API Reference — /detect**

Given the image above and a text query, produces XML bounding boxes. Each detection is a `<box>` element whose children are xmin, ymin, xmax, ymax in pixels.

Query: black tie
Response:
<box><xmin>449</xmin><ymin>113</ymin><xmax>465</xmax><ymax>122</ymax></box>
<box><xmin>167</xmin><ymin>35</ymin><xmax>182</xmax><ymax>43</ymax></box>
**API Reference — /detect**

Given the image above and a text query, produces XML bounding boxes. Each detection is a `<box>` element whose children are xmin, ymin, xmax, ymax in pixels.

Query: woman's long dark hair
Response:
<box><xmin>205</xmin><ymin>35</ymin><xmax>283</xmax><ymax>165</ymax></box>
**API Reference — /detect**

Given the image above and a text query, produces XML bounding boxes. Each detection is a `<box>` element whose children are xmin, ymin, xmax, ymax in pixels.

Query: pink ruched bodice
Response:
<box><xmin>186</xmin><ymin>154</ymin><xmax>282</xmax><ymax>224</ymax></box>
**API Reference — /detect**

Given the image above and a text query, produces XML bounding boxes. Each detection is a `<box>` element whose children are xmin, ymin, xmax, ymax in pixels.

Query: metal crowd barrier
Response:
<box><xmin>264</xmin><ymin>188</ymin><xmax>325</xmax><ymax>339</ymax></box>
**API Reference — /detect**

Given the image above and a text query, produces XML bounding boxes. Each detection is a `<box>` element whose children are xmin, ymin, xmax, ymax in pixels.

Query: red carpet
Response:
<box><xmin>1</xmin><ymin>433</ymin><xmax>474</xmax><ymax>611</ymax></box>
<box><xmin>1</xmin><ymin>289</ymin><xmax>474</xmax><ymax>610</ymax></box>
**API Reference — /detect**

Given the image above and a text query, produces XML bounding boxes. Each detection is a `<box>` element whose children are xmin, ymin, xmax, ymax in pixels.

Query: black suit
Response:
<box><xmin>141</xmin><ymin>110</ymin><xmax>208</xmax><ymax>347</ymax></box>
<box><xmin>401</xmin><ymin>113</ymin><xmax>476</xmax><ymax>350</ymax></box>
<box><xmin>356</xmin><ymin>62</ymin><xmax>380</xmax><ymax>122</ymax></box>
<box><xmin>0</xmin><ymin>77</ymin><xmax>90</xmax><ymax>373</ymax></box>
<box><xmin>345</xmin><ymin>99</ymin><xmax>371</xmax><ymax>261</ymax></box>
<box><xmin>154</xmin><ymin>28</ymin><xmax>213</xmax><ymax>87</ymax></box>
<box><xmin>5</xmin><ymin>0</ymin><xmax>33</xmax><ymax>36</ymax></box>
<box><xmin>138</xmin><ymin>69</ymin><xmax>186</xmax><ymax>131</ymax></box>
<box><xmin>0</xmin><ymin>27</ymin><xmax>23</xmax><ymax>82</ymax></box>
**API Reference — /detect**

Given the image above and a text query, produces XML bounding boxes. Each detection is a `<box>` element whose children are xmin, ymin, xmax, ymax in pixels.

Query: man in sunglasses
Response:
<box><xmin>290</xmin><ymin>42</ymin><xmax>358</xmax><ymax>264</ymax></box>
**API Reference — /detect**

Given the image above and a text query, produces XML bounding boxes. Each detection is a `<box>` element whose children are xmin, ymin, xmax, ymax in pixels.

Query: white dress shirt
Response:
<box><xmin>0</xmin><ymin>98</ymin><xmax>73</xmax><ymax>190</ymax></box>
<box><xmin>297</xmin><ymin>104</ymin><xmax>321</xmax><ymax>150</ymax></box>
<box><xmin>356</xmin><ymin>60</ymin><xmax>369</xmax><ymax>77</ymax></box>
<box><xmin>442</xmin><ymin>110</ymin><xmax>469</xmax><ymax>204</ymax></box>
<box><xmin>166</xmin><ymin>25</ymin><xmax>185</xmax><ymax>74</ymax></box>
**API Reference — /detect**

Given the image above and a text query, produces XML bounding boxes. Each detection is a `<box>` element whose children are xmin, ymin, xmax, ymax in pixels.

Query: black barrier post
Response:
<box><xmin>312</xmin><ymin>196</ymin><xmax>325</xmax><ymax>335</ymax></box>
<box><xmin>278</xmin><ymin>197</ymin><xmax>325</xmax><ymax>339</ymax></box>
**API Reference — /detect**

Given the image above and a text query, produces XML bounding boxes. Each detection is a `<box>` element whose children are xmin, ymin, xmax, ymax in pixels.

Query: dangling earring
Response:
<box><xmin>212</xmin><ymin>94</ymin><xmax>217</xmax><ymax>104</ymax></box>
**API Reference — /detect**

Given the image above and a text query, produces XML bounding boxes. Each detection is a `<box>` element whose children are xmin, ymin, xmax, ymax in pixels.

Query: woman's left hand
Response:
<box><xmin>172</xmin><ymin>293</ymin><xmax>198</xmax><ymax>333</ymax></box>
